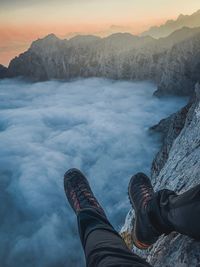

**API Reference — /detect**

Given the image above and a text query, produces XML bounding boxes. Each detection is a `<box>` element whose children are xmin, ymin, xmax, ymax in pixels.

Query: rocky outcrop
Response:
<box><xmin>150</xmin><ymin>101</ymin><xmax>192</xmax><ymax>178</ymax></box>
<box><xmin>3</xmin><ymin>28</ymin><xmax>200</xmax><ymax>96</ymax></box>
<box><xmin>0</xmin><ymin>64</ymin><xmax>8</xmax><ymax>78</ymax></box>
<box><xmin>152</xmin><ymin>83</ymin><xmax>200</xmax><ymax>191</ymax></box>
<box><xmin>154</xmin><ymin>32</ymin><xmax>200</xmax><ymax>96</ymax></box>
<box><xmin>121</xmin><ymin>83</ymin><xmax>200</xmax><ymax>266</ymax></box>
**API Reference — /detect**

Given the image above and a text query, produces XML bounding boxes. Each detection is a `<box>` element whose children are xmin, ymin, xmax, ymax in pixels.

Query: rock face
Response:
<box><xmin>141</xmin><ymin>9</ymin><xmax>200</xmax><ymax>38</ymax></box>
<box><xmin>152</xmin><ymin>83</ymin><xmax>200</xmax><ymax>192</ymax></box>
<box><xmin>150</xmin><ymin>101</ymin><xmax>192</xmax><ymax>178</ymax></box>
<box><xmin>3</xmin><ymin>28</ymin><xmax>200</xmax><ymax>96</ymax></box>
<box><xmin>154</xmin><ymin>32</ymin><xmax>200</xmax><ymax>96</ymax></box>
<box><xmin>0</xmin><ymin>64</ymin><xmax>8</xmax><ymax>78</ymax></box>
<box><xmin>121</xmin><ymin>83</ymin><xmax>200</xmax><ymax>266</ymax></box>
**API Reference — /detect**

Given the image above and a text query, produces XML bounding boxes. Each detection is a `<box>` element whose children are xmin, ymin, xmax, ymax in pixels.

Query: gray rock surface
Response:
<box><xmin>121</xmin><ymin>83</ymin><xmax>200</xmax><ymax>266</ymax></box>
<box><xmin>154</xmin><ymin>32</ymin><xmax>200</xmax><ymax>96</ymax></box>
<box><xmin>0</xmin><ymin>64</ymin><xmax>8</xmax><ymax>78</ymax></box>
<box><xmin>152</xmin><ymin>83</ymin><xmax>200</xmax><ymax>192</ymax></box>
<box><xmin>3</xmin><ymin>28</ymin><xmax>200</xmax><ymax>96</ymax></box>
<box><xmin>150</xmin><ymin>100</ymin><xmax>192</xmax><ymax>178</ymax></box>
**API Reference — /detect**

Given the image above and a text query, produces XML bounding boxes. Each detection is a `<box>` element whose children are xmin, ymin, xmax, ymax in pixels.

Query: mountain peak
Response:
<box><xmin>108</xmin><ymin>32</ymin><xmax>135</xmax><ymax>38</ymax></box>
<box><xmin>43</xmin><ymin>33</ymin><xmax>60</xmax><ymax>41</ymax></box>
<box><xmin>30</xmin><ymin>33</ymin><xmax>61</xmax><ymax>51</ymax></box>
<box><xmin>177</xmin><ymin>14</ymin><xmax>186</xmax><ymax>20</ymax></box>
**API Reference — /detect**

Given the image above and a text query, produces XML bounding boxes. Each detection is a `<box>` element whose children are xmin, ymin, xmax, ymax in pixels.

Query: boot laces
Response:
<box><xmin>140</xmin><ymin>184</ymin><xmax>153</xmax><ymax>207</ymax></box>
<box><xmin>71</xmin><ymin>179</ymin><xmax>101</xmax><ymax>209</ymax></box>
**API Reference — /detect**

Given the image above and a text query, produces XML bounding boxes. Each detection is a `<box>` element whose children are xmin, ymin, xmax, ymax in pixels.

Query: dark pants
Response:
<box><xmin>77</xmin><ymin>185</ymin><xmax>200</xmax><ymax>267</ymax></box>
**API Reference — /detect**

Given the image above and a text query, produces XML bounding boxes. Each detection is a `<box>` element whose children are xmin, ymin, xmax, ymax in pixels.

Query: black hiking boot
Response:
<box><xmin>128</xmin><ymin>172</ymin><xmax>160</xmax><ymax>250</ymax></box>
<box><xmin>64</xmin><ymin>168</ymin><xmax>106</xmax><ymax>217</ymax></box>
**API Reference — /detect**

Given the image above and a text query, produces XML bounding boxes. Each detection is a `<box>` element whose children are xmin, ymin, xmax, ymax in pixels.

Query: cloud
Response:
<box><xmin>0</xmin><ymin>78</ymin><xmax>186</xmax><ymax>266</ymax></box>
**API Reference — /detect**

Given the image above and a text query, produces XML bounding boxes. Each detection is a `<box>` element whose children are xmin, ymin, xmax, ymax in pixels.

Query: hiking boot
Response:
<box><xmin>128</xmin><ymin>172</ymin><xmax>160</xmax><ymax>249</ymax></box>
<box><xmin>64</xmin><ymin>168</ymin><xmax>106</xmax><ymax>217</ymax></box>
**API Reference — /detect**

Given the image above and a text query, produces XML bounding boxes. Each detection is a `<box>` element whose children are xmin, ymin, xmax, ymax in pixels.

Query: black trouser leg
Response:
<box><xmin>77</xmin><ymin>209</ymin><xmax>151</xmax><ymax>267</ymax></box>
<box><xmin>149</xmin><ymin>184</ymin><xmax>200</xmax><ymax>240</ymax></box>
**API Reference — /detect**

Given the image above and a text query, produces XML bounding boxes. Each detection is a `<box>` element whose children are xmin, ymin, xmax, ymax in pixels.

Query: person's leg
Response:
<box><xmin>149</xmin><ymin>184</ymin><xmax>200</xmax><ymax>240</ymax></box>
<box><xmin>77</xmin><ymin>209</ymin><xmax>150</xmax><ymax>267</ymax></box>
<box><xmin>64</xmin><ymin>168</ymin><xmax>151</xmax><ymax>267</ymax></box>
<box><xmin>128</xmin><ymin>173</ymin><xmax>200</xmax><ymax>250</ymax></box>
<box><xmin>78</xmin><ymin>209</ymin><xmax>151</xmax><ymax>267</ymax></box>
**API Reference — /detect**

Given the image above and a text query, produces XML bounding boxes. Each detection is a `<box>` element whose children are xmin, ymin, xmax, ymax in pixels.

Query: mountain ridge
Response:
<box><xmin>1</xmin><ymin>26</ymin><xmax>200</xmax><ymax>97</ymax></box>
<box><xmin>141</xmin><ymin>9</ymin><xmax>200</xmax><ymax>38</ymax></box>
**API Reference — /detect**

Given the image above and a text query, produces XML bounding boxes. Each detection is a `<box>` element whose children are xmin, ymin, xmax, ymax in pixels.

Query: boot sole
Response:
<box><xmin>128</xmin><ymin>176</ymin><xmax>152</xmax><ymax>250</ymax></box>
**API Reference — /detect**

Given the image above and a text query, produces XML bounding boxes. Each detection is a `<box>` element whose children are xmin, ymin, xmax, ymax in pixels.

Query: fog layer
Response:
<box><xmin>0</xmin><ymin>78</ymin><xmax>186</xmax><ymax>266</ymax></box>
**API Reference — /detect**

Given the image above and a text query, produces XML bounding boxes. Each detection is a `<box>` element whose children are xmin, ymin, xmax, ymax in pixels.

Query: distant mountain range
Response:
<box><xmin>141</xmin><ymin>9</ymin><xmax>200</xmax><ymax>38</ymax></box>
<box><xmin>1</xmin><ymin>26</ymin><xmax>200</xmax><ymax>96</ymax></box>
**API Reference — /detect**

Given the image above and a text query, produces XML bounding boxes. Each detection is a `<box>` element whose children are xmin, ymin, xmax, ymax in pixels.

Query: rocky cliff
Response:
<box><xmin>121</xmin><ymin>83</ymin><xmax>200</xmax><ymax>266</ymax></box>
<box><xmin>154</xmin><ymin>32</ymin><xmax>200</xmax><ymax>96</ymax></box>
<box><xmin>2</xmin><ymin>28</ymin><xmax>200</xmax><ymax>96</ymax></box>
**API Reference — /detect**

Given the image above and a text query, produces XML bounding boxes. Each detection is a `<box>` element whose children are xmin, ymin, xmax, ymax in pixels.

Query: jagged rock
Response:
<box><xmin>154</xmin><ymin>33</ymin><xmax>200</xmax><ymax>96</ymax></box>
<box><xmin>121</xmin><ymin>83</ymin><xmax>200</xmax><ymax>266</ymax></box>
<box><xmin>0</xmin><ymin>64</ymin><xmax>8</xmax><ymax>78</ymax></box>
<box><xmin>8</xmin><ymin>51</ymin><xmax>49</xmax><ymax>81</ymax></box>
<box><xmin>150</xmin><ymin>101</ymin><xmax>192</xmax><ymax>178</ymax></box>
<box><xmin>153</xmin><ymin>83</ymin><xmax>200</xmax><ymax>191</ymax></box>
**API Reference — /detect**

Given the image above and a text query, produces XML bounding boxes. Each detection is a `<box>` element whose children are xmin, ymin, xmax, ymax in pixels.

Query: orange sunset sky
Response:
<box><xmin>0</xmin><ymin>0</ymin><xmax>200</xmax><ymax>66</ymax></box>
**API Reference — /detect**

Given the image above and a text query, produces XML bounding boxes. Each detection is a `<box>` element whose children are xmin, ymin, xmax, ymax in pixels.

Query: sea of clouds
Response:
<box><xmin>0</xmin><ymin>78</ymin><xmax>187</xmax><ymax>267</ymax></box>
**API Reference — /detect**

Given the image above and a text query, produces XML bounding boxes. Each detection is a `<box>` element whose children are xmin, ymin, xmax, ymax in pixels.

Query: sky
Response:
<box><xmin>0</xmin><ymin>0</ymin><xmax>200</xmax><ymax>66</ymax></box>
<box><xmin>0</xmin><ymin>78</ymin><xmax>187</xmax><ymax>266</ymax></box>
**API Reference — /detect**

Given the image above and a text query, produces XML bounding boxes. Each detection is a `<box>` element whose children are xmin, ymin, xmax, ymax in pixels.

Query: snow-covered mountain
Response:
<box><xmin>2</xmin><ymin>27</ymin><xmax>200</xmax><ymax>96</ymax></box>
<box><xmin>141</xmin><ymin>9</ymin><xmax>200</xmax><ymax>38</ymax></box>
